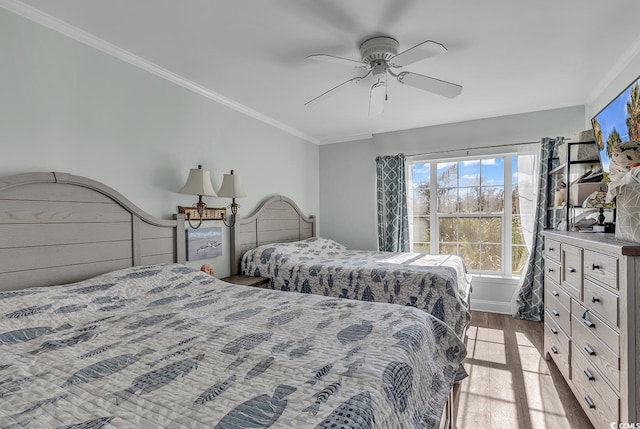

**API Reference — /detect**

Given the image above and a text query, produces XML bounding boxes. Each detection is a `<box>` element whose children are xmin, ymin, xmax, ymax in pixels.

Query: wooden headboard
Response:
<box><xmin>231</xmin><ymin>195</ymin><xmax>315</xmax><ymax>275</ymax></box>
<box><xmin>0</xmin><ymin>172</ymin><xmax>185</xmax><ymax>291</ymax></box>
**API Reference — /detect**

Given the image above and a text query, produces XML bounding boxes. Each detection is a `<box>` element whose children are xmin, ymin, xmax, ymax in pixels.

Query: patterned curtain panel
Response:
<box><xmin>514</xmin><ymin>137</ymin><xmax>560</xmax><ymax>321</ymax></box>
<box><xmin>376</xmin><ymin>154</ymin><xmax>410</xmax><ymax>252</ymax></box>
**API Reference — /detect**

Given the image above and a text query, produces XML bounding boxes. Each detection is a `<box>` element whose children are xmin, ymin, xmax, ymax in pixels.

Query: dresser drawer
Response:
<box><xmin>572</xmin><ymin>301</ymin><xmax>619</xmax><ymax>354</ymax></box>
<box><xmin>545</xmin><ymin>258</ymin><xmax>561</xmax><ymax>285</ymax></box>
<box><xmin>583</xmin><ymin>278</ymin><xmax>619</xmax><ymax>328</ymax></box>
<box><xmin>561</xmin><ymin>244</ymin><xmax>582</xmax><ymax>299</ymax></box>
<box><xmin>546</xmin><ymin>282</ymin><xmax>570</xmax><ymax>313</ymax></box>
<box><xmin>571</xmin><ymin>313</ymin><xmax>620</xmax><ymax>392</ymax></box>
<box><xmin>571</xmin><ymin>346</ymin><xmax>619</xmax><ymax>427</ymax></box>
<box><xmin>583</xmin><ymin>249</ymin><xmax>618</xmax><ymax>290</ymax></box>
<box><xmin>544</xmin><ymin>289</ymin><xmax>571</xmax><ymax>334</ymax></box>
<box><xmin>544</xmin><ymin>316</ymin><xmax>570</xmax><ymax>379</ymax></box>
<box><xmin>545</xmin><ymin>238</ymin><xmax>561</xmax><ymax>262</ymax></box>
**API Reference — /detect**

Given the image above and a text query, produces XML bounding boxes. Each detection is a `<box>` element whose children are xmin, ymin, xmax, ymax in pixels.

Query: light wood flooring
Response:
<box><xmin>455</xmin><ymin>311</ymin><xmax>593</xmax><ymax>429</ymax></box>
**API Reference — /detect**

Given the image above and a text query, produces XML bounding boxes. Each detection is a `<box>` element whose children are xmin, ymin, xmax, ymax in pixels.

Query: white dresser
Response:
<box><xmin>542</xmin><ymin>231</ymin><xmax>640</xmax><ymax>428</ymax></box>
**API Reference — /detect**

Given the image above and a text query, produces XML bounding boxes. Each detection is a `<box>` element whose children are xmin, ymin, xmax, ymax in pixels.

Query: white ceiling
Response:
<box><xmin>5</xmin><ymin>0</ymin><xmax>640</xmax><ymax>144</ymax></box>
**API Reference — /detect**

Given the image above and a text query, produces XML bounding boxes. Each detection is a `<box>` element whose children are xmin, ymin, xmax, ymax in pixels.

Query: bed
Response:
<box><xmin>0</xmin><ymin>172</ymin><xmax>466</xmax><ymax>429</ymax></box>
<box><xmin>0</xmin><ymin>263</ymin><xmax>465</xmax><ymax>429</ymax></box>
<box><xmin>232</xmin><ymin>196</ymin><xmax>471</xmax><ymax>338</ymax></box>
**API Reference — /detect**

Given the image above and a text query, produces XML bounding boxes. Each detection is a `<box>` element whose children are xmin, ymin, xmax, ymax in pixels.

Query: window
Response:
<box><xmin>408</xmin><ymin>153</ymin><xmax>532</xmax><ymax>277</ymax></box>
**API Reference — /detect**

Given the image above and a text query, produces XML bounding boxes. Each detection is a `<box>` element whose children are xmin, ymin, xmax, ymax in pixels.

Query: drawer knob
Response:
<box><xmin>568</xmin><ymin>267</ymin><xmax>576</xmax><ymax>273</ymax></box>
<box><xmin>591</xmin><ymin>296</ymin><xmax>600</xmax><ymax>303</ymax></box>
<box><xmin>583</xmin><ymin>369</ymin><xmax>595</xmax><ymax>381</ymax></box>
<box><xmin>583</xmin><ymin>319</ymin><xmax>595</xmax><ymax>329</ymax></box>
<box><xmin>551</xmin><ymin>327</ymin><xmax>558</xmax><ymax>335</ymax></box>
<box><xmin>548</xmin><ymin>247</ymin><xmax>555</xmax><ymax>252</ymax></box>
<box><xmin>591</xmin><ymin>264</ymin><xmax>600</xmax><ymax>270</ymax></box>
<box><xmin>584</xmin><ymin>344</ymin><xmax>596</xmax><ymax>356</ymax></box>
<box><xmin>551</xmin><ymin>346</ymin><xmax>558</xmax><ymax>354</ymax></box>
<box><xmin>584</xmin><ymin>396</ymin><xmax>595</xmax><ymax>409</ymax></box>
<box><xmin>552</xmin><ymin>290</ymin><xmax>559</xmax><ymax>297</ymax></box>
<box><xmin>548</xmin><ymin>268</ymin><xmax>554</xmax><ymax>273</ymax></box>
<box><xmin>552</xmin><ymin>310</ymin><xmax>560</xmax><ymax>317</ymax></box>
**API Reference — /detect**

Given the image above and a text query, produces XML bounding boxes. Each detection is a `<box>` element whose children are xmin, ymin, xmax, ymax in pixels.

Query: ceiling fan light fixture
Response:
<box><xmin>369</xmin><ymin>71</ymin><xmax>387</xmax><ymax>117</ymax></box>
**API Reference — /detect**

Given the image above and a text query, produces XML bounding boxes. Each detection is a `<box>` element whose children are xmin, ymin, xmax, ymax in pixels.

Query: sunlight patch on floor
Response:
<box><xmin>465</xmin><ymin>326</ymin><xmax>506</xmax><ymax>364</ymax></box>
<box><xmin>456</xmin><ymin>325</ymin><xmax>575</xmax><ymax>429</ymax></box>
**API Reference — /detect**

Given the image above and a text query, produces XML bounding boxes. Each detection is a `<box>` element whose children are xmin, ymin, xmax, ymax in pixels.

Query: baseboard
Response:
<box><xmin>470</xmin><ymin>299</ymin><xmax>513</xmax><ymax>314</ymax></box>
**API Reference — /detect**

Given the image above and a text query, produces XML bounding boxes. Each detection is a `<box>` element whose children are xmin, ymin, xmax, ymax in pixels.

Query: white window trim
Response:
<box><xmin>504</xmin><ymin>155</ymin><xmax>513</xmax><ymax>275</ymax></box>
<box><xmin>407</xmin><ymin>147</ymin><xmax>536</xmax><ymax>279</ymax></box>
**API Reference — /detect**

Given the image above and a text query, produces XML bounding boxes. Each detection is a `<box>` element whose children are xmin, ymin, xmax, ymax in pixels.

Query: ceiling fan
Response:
<box><xmin>305</xmin><ymin>36</ymin><xmax>463</xmax><ymax>116</ymax></box>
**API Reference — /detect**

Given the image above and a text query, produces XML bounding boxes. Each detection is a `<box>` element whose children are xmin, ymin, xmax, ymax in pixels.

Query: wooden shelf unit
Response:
<box><xmin>547</xmin><ymin>136</ymin><xmax>601</xmax><ymax>230</ymax></box>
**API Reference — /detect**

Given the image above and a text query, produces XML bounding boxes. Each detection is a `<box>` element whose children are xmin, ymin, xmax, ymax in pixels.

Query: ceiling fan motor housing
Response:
<box><xmin>359</xmin><ymin>37</ymin><xmax>399</xmax><ymax>65</ymax></box>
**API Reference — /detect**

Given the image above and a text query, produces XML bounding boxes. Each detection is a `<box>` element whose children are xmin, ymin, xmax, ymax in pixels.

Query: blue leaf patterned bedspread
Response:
<box><xmin>241</xmin><ymin>238</ymin><xmax>471</xmax><ymax>337</ymax></box>
<box><xmin>0</xmin><ymin>264</ymin><xmax>466</xmax><ymax>429</ymax></box>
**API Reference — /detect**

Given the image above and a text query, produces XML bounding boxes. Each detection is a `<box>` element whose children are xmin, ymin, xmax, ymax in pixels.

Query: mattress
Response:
<box><xmin>241</xmin><ymin>238</ymin><xmax>472</xmax><ymax>337</ymax></box>
<box><xmin>0</xmin><ymin>264</ymin><xmax>466</xmax><ymax>429</ymax></box>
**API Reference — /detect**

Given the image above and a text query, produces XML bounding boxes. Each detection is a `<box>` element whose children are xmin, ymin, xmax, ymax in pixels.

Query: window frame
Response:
<box><xmin>408</xmin><ymin>150</ymin><xmax>530</xmax><ymax>278</ymax></box>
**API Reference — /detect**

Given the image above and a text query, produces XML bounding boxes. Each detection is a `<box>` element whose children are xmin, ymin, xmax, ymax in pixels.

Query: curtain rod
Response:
<box><xmin>406</xmin><ymin>138</ymin><xmax>566</xmax><ymax>158</ymax></box>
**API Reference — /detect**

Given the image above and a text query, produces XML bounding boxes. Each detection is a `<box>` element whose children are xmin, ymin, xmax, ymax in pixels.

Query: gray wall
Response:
<box><xmin>0</xmin><ymin>9</ymin><xmax>319</xmax><ymax>278</ymax></box>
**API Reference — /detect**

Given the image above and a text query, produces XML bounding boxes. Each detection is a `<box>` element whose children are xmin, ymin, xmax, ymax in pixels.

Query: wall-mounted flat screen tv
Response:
<box><xmin>591</xmin><ymin>75</ymin><xmax>640</xmax><ymax>183</ymax></box>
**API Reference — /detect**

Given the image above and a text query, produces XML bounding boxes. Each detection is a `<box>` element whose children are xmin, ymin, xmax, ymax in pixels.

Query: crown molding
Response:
<box><xmin>0</xmin><ymin>0</ymin><xmax>319</xmax><ymax>145</ymax></box>
<box><xmin>319</xmin><ymin>133</ymin><xmax>373</xmax><ymax>145</ymax></box>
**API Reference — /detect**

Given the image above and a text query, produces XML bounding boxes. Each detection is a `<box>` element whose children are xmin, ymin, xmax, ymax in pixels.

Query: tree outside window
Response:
<box><xmin>409</xmin><ymin>154</ymin><xmax>530</xmax><ymax>277</ymax></box>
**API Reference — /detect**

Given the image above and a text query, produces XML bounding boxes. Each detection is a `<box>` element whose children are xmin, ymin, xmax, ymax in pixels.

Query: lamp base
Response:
<box><xmin>593</xmin><ymin>222</ymin><xmax>615</xmax><ymax>233</ymax></box>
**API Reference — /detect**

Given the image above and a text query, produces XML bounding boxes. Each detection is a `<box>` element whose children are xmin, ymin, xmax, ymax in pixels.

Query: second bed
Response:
<box><xmin>232</xmin><ymin>196</ymin><xmax>471</xmax><ymax>339</ymax></box>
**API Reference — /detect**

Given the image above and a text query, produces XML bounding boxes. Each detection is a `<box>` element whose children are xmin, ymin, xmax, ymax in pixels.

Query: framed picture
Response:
<box><xmin>186</xmin><ymin>227</ymin><xmax>222</xmax><ymax>261</ymax></box>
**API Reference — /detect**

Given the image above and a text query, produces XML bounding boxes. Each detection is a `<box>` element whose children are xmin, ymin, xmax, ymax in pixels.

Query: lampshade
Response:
<box><xmin>179</xmin><ymin>165</ymin><xmax>217</xmax><ymax>197</ymax></box>
<box><xmin>217</xmin><ymin>170</ymin><xmax>247</xmax><ymax>198</ymax></box>
<box><xmin>582</xmin><ymin>190</ymin><xmax>615</xmax><ymax>209</ymax></box>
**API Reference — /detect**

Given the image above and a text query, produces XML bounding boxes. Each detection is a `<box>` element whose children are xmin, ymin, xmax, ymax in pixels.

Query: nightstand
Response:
<box><xmin>220</xmin><ymin>275</ymin><xmax>270</xmax><ymax>288</ymax></box>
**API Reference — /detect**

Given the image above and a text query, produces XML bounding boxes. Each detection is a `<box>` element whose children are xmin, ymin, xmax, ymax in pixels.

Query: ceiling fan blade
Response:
<box><xmin>390</xmin><ymin>40</ymin><xmax>447</xmax><ymax>68</ymax></box>
<box><xmin>307</xmin><ymin>54</ymin><xmax>365</xmax><ymax>68</ymax></box>
<box><xmin>396</xmin><ymin>72</ymin><xmax>462</xmax><ymax>99</ymax></box>
<box><xmin>369</xmin><ymin>76</ymin><xmax>387</xmax><ymax>117</ymax></box>
<box><xmin>305</xmin><ymin>71</ymin><xmax>371</xmax><ymax>107</ymax></box>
